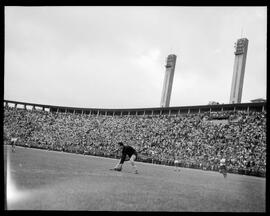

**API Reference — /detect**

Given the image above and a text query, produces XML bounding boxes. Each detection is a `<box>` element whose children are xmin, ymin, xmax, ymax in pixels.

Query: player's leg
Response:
<box><xmin>177</xmin><ymin>162</ymin><xmax>181</xmax><ymax>171</ymax></box>
<box><xmin>113</xmin><ymin>160</ymin><xmax>123</xmax><ymax>171</ymax></box>
<box><xmin>221</xmin><ymin>167</ymin><xmax>225</xmax><ymax>177</ymax></box>
<box><xmin>223</xmin><ymin>166</ymin><xmax>227</xmax><ymax>178</ymax></box>
<box><xmin>174</xmin><ymin>160</ymin><xmax>177</xmax><ymax>171</ymax></box>
<box><xmin>219</xmin><ymin>165</ymin><xmax>226</xmax><ymax>178</ymax></box>
<box><xmin>11</xmin><ymin>141</ymin><xmax>15</xmax><ymax>152</ymax></box>
<box><xmin>174</xmin><ymin>160</ymin><xmax>180</xmax><ymax>171</ymax></box>
<box><xmin>130</xmin><ymin>154</ymin><xmax>138</xmax><ymax>174</ymax></box>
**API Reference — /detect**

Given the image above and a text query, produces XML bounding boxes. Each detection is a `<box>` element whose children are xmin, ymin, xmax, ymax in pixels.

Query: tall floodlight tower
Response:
<box><xmin>160</xmin><ymin>54</ymin><xmax>177</xmax><ymax>107</ymax></box>
<box><xmin>229</xmin><ymin>38</ymin><xmax>249</xmax><ymax>104</ymax></box>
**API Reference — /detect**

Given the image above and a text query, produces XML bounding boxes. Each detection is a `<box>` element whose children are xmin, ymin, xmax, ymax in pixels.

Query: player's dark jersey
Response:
<box><xmin>120</xmin><ymin>145</ymin><xmax>137</xmax><ymax>164</ymax></box>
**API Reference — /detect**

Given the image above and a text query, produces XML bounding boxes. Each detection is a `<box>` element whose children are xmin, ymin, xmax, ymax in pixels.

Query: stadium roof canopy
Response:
<box><xmin>250</xmin><ymin>98</ymin><xmax>266</xmax><ymax>103</ymax></box>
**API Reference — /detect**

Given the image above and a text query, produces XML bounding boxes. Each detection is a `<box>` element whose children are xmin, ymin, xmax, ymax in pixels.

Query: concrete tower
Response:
<box><xmin>229</xmin><ymin>38</ymin><xmax>249</xmax><ymax>104</ymax></box>
<box><xmin>160</xmin><ymin>54</ymin><xmax>177</xmax><ymax>107</ymax></box>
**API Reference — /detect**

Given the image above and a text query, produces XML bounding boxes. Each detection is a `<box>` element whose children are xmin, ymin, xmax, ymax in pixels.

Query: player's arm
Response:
<box><xmin>113</xmin><ymin>150</ymin><xmax>126</xmax><ymax>168</ymax></box>
<box><xmin>119</xmin><ymin>152</ymin><xmax>126</xmax><ymax>164</ymax></box>
<box><xmin>111</xmin><ymin>148</ymin><xmax>118</xmax><ymax>156</ymax></box>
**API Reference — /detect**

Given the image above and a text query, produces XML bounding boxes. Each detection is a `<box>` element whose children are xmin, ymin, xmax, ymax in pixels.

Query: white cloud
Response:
<box><xmin>131</xmin><ymin>48</ymin><xmax>163</xmax><ymax>80</ymax></box>
<box><xmin>133</xmin><ymin>48</ymin><xmax>161</xmax><ymax>71</ymax></box>
<box><xmin>213</xmin><ymin>48</ymin><xmax>222</xmax><ymax>54</ymax></box>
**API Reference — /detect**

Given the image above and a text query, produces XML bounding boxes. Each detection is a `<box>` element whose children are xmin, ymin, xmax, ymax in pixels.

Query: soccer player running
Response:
<box><xmin>112</xmin><ymin>142</ymin><xmax>138</xmax><ymax>174</ymax></box>
<box><xmin>11</xmin><ymin>137</ymin><xmax>18</xmax><ymax>153</ymax></box>
<box><xmin>219</xmin><ymin>154</ymin><xmax>227</xmax><ymax>178</ymax></box>
<box><xmin>173</xmin><ymin>153</ymin><xmax>181</xmax><ymax>172</ymax></box>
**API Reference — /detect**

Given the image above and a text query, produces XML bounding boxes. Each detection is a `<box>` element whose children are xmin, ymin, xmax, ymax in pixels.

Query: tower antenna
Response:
<box><xmin>169</xmin><ymin>39</ymin><xmax>173</xmax><ymax>54</ymax></box>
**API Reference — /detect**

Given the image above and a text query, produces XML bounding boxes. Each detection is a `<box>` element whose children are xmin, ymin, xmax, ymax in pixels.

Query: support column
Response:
<box><xmin>160</xmin><ymin>54</ymin><xmax>177</xmax><ymax>107</ymax></box>
<box><xmin>229</xmin><ymin>38</ymin><xmax>249</xmax><ymax>104</ymax></box>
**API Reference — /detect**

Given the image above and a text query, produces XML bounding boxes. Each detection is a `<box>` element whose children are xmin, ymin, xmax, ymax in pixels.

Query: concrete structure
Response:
<box><xmin>250</xmin><ymin>98</ymin><xmax>266</xmax><ymax>103</ymax></box>
<box><xmin>4</xmin><ymin>99</ymin><xmax>266</xmax><ymax>117</ymax></box>
<box><xmin>229</xmin><ymin>38</ymin><xmax>249</xmax><ymax>104</ymax></box>
<box><xmin>160</xmin><ymin>54</ymin><xmax>177</xmax><ymax>107</ymax></box>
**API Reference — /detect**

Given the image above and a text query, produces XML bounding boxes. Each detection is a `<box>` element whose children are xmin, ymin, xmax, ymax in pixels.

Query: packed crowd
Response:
<box><xmin>4</xmin><ymin>106</ymin><xmax>266</xmax><ymax>177</ymax></box>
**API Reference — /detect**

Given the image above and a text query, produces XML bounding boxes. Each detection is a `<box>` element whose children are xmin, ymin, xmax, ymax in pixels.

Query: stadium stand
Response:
<box><xmin>4</xmin><ymin>103</ymin><xmax>266</xmax><ymax>177</ymax></box>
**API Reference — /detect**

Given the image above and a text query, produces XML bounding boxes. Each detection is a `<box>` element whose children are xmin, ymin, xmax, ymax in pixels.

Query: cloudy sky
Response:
<box><xmin>4</xmin><ymin>6</ymin><xmax>267</xmax><ymax>109</ymax></box>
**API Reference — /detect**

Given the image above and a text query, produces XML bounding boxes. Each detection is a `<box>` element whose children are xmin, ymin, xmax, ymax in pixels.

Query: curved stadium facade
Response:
<box><xmin>3</xmin><ymin>100</ymin><xmax>266</xmax><ymax>116</ymax></box>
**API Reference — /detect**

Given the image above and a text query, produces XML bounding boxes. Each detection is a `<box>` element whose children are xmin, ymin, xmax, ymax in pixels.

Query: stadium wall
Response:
<box><xmin>3</xmin><ymin>100</ymin><xmax>266</xmax><ymax>116</ymax></box>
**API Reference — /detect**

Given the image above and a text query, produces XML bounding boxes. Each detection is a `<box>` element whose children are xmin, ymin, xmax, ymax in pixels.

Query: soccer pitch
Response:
<box><xmin>4</xmin><ymin>146</ymin><xmax>265</xmax><ymax>211</ymax></box>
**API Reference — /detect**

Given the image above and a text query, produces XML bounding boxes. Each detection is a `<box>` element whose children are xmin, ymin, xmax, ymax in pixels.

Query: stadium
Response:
<box><xmin>4</xmin><ymin>6</ymin><xmax>267</xmax><ymax>212</ymax></box>
<box><xmin>4</xmin><ymin>100</ymin><xmax>266</xmax><ymax>211</ymax></box>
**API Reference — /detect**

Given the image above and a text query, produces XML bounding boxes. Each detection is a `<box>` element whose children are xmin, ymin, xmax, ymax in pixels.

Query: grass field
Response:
<box><xmin>4</xmin><ymin>145</ymin><xmax>266</xmax><ymax>211</ymax></box>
